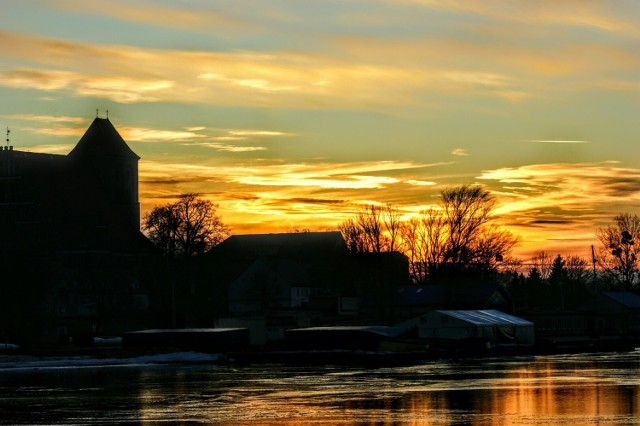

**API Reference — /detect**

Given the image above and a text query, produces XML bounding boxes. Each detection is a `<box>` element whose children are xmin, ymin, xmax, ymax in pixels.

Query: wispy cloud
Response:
<box><xmin>179</xmin><ymin>127</ymin><xmax>291</xmax><ymax>152</ymax></box>
<box><xmin>0</xmin><ymin>67</ymin><xmax>173</xmax><ymax>103</ymax></box>
<box><xmin>137</xmin><ymin>158</ymin><xmax>445</xmax><ymax>234</ymax></box>
<box><xmin>47</xmin><ymin>0</ymin><xmax>251</xmax><ymax>32</ymax></box>
<box><xmin>451</xmin><ymin>148</ymin><xmax>469</xmax><ymax>156</ymax></box>
<box><xmin>198</xmin><ymin>73</ymin><xmax>300</xmax><ymax>93</ymax></box>
<box><xmin>231</xmin><ymin>161</ymin><xmax>425</xmax><ymax>190</ymax></box>
<box><xmin>228</xmin><ymin>130</ymin><xmax>290</xmax><ymax>137</ymax></box>
<box><xmin>21</xmin><ymin>122</ymin><xmax>206</xmax><ymax>143</ymax></box>
<box><xmin>26</xmin><ymin>126</ymin><xmax>85</xmax><ymax>138</ymax></box>
<box><xmin>3</xmin><ymin>114</ymin><xmax>85</xmax><ymax>124</ymax></box>
<box><xmin>120</xmin><ymin>127</ymin><xmax>205</xmax><ymax>142</ymax></box>
<box><xmin>0</xmin><ymin>31</ymin><xmax>541</xmax><ymax>110</ymax></box>
<box><xmin>407</xmin><ymin>179</ymin><xmax>436</xmax><ymax>186</ymax></box>
<box><xmin>528</xmin><ymin>140</ymin><xmax>589</xmax><ymax>144</ymax></box>
<box><xmin>19</xmin><ymin>143</ymin><xmax>75</xmax><ymax>154</ymax></box>
<box><xmin>479</xmin><ymin>162</ymin><xmax>640</xmax><ymax>223</ymax></box>
<box><xmin>191</xmin><ymin>142</ymin><xmax>267</xmax><ymax>153</ymax></box>
<box><xmin>383</xmin><ymin>0</ymin><xmax>640</xmax><ymax>36</ymax></box>
<box><xmin>9</xmin><ymin>115</ymin><xmax>289</xmax><ymax>148</ymax></box>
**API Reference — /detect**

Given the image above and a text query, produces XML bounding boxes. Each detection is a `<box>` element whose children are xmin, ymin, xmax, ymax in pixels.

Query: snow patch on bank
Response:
<box><xmin>0</xmin><ymin>351</ymin><xmax>221</xmax><ymax>371</ymax></box>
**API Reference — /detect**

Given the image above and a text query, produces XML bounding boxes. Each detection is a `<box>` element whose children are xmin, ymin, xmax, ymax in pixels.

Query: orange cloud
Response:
<box><xmin>478</xmin><ymin>162</ymin><xmax>640</xmax><ymax>257</ymax></box>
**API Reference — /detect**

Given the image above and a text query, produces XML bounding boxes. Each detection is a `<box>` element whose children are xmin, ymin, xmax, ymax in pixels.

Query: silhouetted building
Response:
<box><xmin>394</xmin><ymin>284</ymin><xmax>512</xmax><ymax>319</ymax></box>
<box><xmin>192</xmin><ymin>232</ymin><xmax>410</xmax><ymax>344</ymax></box>
<box><xmin>0</xmin><ymin>118</ymin><xmax>157</xmax><ymax>347</ymax></box>
<box><xmin>0</xmin><ymin>118</ymin><xmax>147</xmax><ymax>254</ymax></box>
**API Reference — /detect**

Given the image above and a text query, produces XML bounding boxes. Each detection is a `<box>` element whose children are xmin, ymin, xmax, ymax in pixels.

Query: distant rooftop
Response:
<box><xmin>209</xmin><ymin>231</ymin><xmax>348</xmax><ymax>258</ymax></box>
<box><xmin>68</xmin><ymin>118</ymin><xmax>139</xmax><ymax>160</ymax></box>
<box><xmin>602</xmin><ymin>292</ymin><xmax>640</xmax><ymax>309</ymax></box>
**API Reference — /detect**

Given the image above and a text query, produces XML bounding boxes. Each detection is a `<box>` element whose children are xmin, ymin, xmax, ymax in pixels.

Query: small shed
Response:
<box><xmin>419</xmin><ymin>310</ymin><xmax>534</xmax><ymax>346</ymax></box>
<box><xmin>285</xmin><ymin>326</ymin><xmax>406</xmax><ymax>351</ymax></box>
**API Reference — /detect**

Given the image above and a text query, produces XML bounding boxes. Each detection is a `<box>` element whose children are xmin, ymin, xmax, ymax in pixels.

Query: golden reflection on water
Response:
<box><xmin>133</xmin><ymin>355</ymin><xmax>640</xmax><ymax>425</ymax></box>
<box><xmin>471</xmin><ymin>358</ymin><xmax>640</xmax><ymax>425</ymax></box>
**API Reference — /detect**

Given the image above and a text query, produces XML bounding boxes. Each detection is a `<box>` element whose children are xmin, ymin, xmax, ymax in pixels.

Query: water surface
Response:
<box><xmin>1</xmin><ymin>351</ymin><xmax>640</xmax><ymax>425</ymax></box>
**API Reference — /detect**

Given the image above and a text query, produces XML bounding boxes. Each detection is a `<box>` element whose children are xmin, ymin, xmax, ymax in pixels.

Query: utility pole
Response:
<box><xmin>591</xmin><ymin>245</ymin><xmax>597</xmax><ymax>284</ymax></box>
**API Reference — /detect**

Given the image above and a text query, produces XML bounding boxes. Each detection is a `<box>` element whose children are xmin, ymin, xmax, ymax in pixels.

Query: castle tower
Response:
<box><xmin>68</xmin><ymin>118</ymin><xmax>140</xmax><ymax>231</ymax></box>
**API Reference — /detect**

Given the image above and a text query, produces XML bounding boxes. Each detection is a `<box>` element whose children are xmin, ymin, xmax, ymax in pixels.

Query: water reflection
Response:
<box><xmin>2</xmin><ymin>352</ymin><xmax>640</xmax><ymax>424</ymax></box>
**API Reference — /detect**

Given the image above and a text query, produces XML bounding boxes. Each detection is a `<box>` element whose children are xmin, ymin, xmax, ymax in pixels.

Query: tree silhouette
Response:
<box><xmin>438</xmin><ymin>185</ymin><xmax>517</xmax><ymax>277</ymax></box>
<box><xmin>341</xmin><ymin>185</ymin><xmax>517</xmax><ymax>284</ymax></box>
<box><xmin>596</xmin><ymin>213</ymin><xmax>640</xmax><ymax>291</ymax></box>
<box><xmin>339</xmin><ymin>203</ymin><xmax>402</xmax><ymax>253</ymax></box>
<box><xmin>530</xmin><ymin>251</ymin><xmax>553</xmax><ymax>280</ymax></box>
<box><xmin>143</xmin><ymin>193</ymin><xmax>230</xmax><ymax>257</ymax></box>
<box><xmin>400</xmin><ymin>207</ymin><xmax>448</xmax><ymax>284</ymax></box>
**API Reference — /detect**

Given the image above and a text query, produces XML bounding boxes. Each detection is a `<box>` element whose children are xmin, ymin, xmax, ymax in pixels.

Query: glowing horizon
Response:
<box><xmin>1</xmin><ymin>0</ymin><xmax>639</xmax><ymax>261</ymax></box>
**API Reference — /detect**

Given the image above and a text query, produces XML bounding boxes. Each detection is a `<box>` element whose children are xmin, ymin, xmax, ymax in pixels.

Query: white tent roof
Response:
<box><xmin>436</xmin><ymin>309</ymin><xmax>533</xmax><ymax>326</ymax></box>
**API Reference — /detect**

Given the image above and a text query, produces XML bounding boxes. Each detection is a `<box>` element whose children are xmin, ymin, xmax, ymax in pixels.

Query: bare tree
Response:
<box><xmin>143</xmin><ymin>193</ymin><xmax>230</xmax><ymax>257</ymax></box>
<box><xmin>400</xmin><ymin>216</ymin><xmax>423</xmax><ymax>283</ymax></box>
<box><xmin>339</xmin><ymin>218</ymin><xmax>366</xmax><ymax>253</ymax></box>
<box><xmin>342</xmin><ymin>186</ymin><xmax>516</xmax><ymax>284</ymax></box>
<box><xmin>440</xmin><ymin>185</ymin><xmax>516</xmax><ymax>269</ymax></box>
<box><xmin>469</xmin><ymin>224</ymin><xmax>517</xmax><ymax>267</ymax></box>
<box><xmin>596</xmin><ymin>213</ymin><xmax>640</xmax><ymax>290</ymax></box>
<box><xmin>356</xmin><ymin>204</ymin><xmax>387</xmax><ymax>253</ymax></box>
<box><xmin>419</xmin><ymin>207</ymin><xmax>448</xmax><ymax>268</ymax></box>
<box><xmin>530</xmin><ymin>251</ymin><xmax>553</xmax><ymax>280</ymax></box>
<box><xmin>401</xmin><ymin>207</ymin><xmax>449</xmax><ymax>284</ymax></box>
<box><xmin>565</xmin><ymin>255</ymin><xmax>590</xmax><ymax>284</ymax></box>
<box><xmin>382</xmin><ymin>203</ymin><xmax>403</xmax><ymax>253</ymax></box>
<box><xmin>340</xmin><ymin>204</ymin><xmax>393</xmax><ymax>253</ymax></box>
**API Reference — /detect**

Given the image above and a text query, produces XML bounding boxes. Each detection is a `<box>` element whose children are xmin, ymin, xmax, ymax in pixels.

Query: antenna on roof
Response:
<box><xmin>5</xmin><ymin>127</ymin><xmax>9</xmax><ymax>148</ymax></box>
<box><xmin>106</xmin><ymin>109</ymin><xmax>109</xmax><ymax>119</ymax></box>
<box><xmin>96</xmin><ymin>108</ymin><xmax>99</xmax><ymax>118</ymax></box>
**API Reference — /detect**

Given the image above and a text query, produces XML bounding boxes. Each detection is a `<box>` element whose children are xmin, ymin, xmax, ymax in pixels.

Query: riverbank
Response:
<box><xmin>4</xmin><ymin>337</ymin><xmax>639</xmax><ymax>368</ymax></box>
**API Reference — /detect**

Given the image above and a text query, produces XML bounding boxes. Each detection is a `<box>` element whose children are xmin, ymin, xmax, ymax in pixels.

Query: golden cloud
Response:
<box><xmin>192</xmin><ymin>143</ymin><xmax>267</xmax><ymax>152</ymax></box>
<box><xmin>0</xmin><ymin>31</ymin><xmax>538</xmax><ymax>110</ymax></box>
<box><xmin>451</xmin><ymin>148</ymin><xmax>469</xmax><ymax>156</ymax></box>
<box><xmin>4</xmin><ymin>114</ymin><xmax>85</xmax><ymax>124</ymax></box>
<box><xmin>479</xmin><ymin>162</ymin><xmax>640</xmax><ymax>220</ymax></box>
<box><xmin>119</xmin><ymin>127</ymin><xmax>205</xmax><ymax>142</ymax></box>
<box><xmin>20</xmin><ymin>143</ymin><xmax>75</xmax><ymax>154</ymax></box>
<box><xmin>47</xmin><ymin>0</ymin><xmax>251</xmax><ymax>32</ymax></box>
<box><xmin>385</xmin><ymin>0</ymin><xmax>640</xmax><ymax>36</ymax></box>
<box><xmin>0</xmin><ymin>67</ymin><xmax>173</xmax><ymax>104</ymax></box>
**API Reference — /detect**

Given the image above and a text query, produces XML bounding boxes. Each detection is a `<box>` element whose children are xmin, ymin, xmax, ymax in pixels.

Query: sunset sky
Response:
<box><xmin>1</xmin><ymin>0</ymin><xmax>639</xmax><ymax>260</ymax></box>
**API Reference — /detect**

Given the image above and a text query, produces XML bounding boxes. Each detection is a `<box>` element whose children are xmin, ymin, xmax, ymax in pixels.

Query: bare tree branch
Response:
<box><xmin>142</xmin><ymin>193</ymin><xmax>230</xmax><ymax>257</ymax></box>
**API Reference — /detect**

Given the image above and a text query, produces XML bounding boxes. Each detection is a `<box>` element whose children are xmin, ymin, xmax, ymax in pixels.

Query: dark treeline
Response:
<box><xmin>339</xmin><ymin>185</ymin><xmax>640</xmax><ymax>299</ymax></box>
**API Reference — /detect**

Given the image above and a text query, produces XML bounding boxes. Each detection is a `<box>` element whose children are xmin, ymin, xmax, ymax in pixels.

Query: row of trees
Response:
<box><xmin>339</xmin><ymin>186</ymin><xmax>640</xmax><ymax>290</ymax></box>
<box><xmin>141</xmin><ymin>189</ymin><xmax>640</xmax><ymax>291</ymax></box>
<box><xmin>340</xmin><ymin>185</ymin><xmax>518</xmax><ymax>284</ymax></box>
<box><xmin>508</xmin><ymin>214</ymin><xmax>640</xmax><ymax>292</ymax></box>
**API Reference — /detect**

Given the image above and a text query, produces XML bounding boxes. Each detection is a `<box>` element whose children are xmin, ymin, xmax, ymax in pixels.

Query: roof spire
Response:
<box><xmin>106</xmin><ymin>109</ymin><xmax>109</xmax><ymax>119</ymax></box>
<box><xmin>96</xmin><ymin>108</ymin><xmax>99</xmax><ymax>118</ymax></box>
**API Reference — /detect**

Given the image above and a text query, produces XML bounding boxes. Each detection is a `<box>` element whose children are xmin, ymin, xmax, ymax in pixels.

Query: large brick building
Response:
<box><xmin>0</xmin><ymin>118</ymin><xmax>157</xmax><ymax>347</ymax></box>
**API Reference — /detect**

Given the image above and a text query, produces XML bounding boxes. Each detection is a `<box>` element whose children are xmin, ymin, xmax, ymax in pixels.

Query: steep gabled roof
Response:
<box><xmin>68</xmin><ymin>118</ymin><xmax>139</xmax><ymax>160</ymax></box>
<box><xmin>208</xmin><ymin>231</ymin><xmax>349</xmax><ymax>259</ymax></box>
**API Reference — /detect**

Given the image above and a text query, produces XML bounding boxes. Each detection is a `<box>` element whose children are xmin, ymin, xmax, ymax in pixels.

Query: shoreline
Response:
<box><xmin>3</xmin><ymin>337</ymin><xmax>639</xmax><ymax>368</ymax></box>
